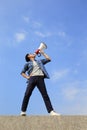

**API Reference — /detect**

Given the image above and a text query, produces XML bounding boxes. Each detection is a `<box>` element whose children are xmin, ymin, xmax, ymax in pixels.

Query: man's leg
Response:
<box><xmin>21</xmin><ymin>77</ymin><xmax>36</xmax><ymax>113</ymax></box>
<box><xmin>37</xmin><ymin>77</ymin><xmax>53</xmax><ymax>113</ymax></box>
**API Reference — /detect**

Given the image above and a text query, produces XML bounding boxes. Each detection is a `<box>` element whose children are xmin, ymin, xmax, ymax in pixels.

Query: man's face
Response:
<box><xmin>28</xmin><ymin>53</ymin><xmax>36</xmax><ymax>59</ymax></box>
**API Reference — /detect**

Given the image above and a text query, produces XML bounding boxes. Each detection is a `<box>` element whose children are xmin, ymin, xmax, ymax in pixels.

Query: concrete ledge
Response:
<box><xmin>0</xmin><ymin>116</ymin><xmax>87</xmax><ymax>130</ymax></box>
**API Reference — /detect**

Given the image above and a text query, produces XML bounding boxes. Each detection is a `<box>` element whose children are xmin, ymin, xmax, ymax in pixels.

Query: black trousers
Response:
<box><xmin>21</xmin><ymin>76</ymin><xmax>53</xmax><ymax>113</ymax></box>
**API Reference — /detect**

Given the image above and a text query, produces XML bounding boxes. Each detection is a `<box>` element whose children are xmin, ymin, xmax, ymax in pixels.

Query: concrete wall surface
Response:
<box><xmin>0</xmin><ymin>116</ymin><xmax>87</xmax><ymax>130</ymax></box>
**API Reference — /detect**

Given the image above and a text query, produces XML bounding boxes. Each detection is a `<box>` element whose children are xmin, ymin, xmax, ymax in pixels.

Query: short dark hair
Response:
<box><xmin>25</xmin><ymin>54</ymin><xmax>30</xmax><ymax>62</ymax></box>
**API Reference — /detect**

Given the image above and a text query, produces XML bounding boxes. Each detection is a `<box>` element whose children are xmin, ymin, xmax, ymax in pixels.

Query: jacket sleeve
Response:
<box><xmin>41</xmin><ymin>59</ymin><xmax>51</xmax><ymax>65</ymax></box>
<box><xmin>20</xmin><ymin>63</ymin><xmax>28</xmax><ymax>74</ymax></box>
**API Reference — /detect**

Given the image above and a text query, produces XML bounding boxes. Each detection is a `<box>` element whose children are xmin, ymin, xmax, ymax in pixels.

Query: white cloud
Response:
<box><xmin>58</xmin><ymin>31</ymin><xmax>66</xmax><ymax>37</ymax></box>
<box><xmin>61</xmin><ymin>80</ymin><xmax>87</xmax><ymax>100</ymax></box>
<box><xmin>51</xmin><ymin>69</ymin><xmax>70</xmax><ymax>81</ymax></box>
<box><xmin>22</xmin><ymin>16</ymin><xmax>42</xmax><ymax>28</ymax></box>
<box><xmin>22</xmin><ymin>16</ymin><xmax>30</xmax><ymax>23</ymax></box>
<box><xmin>35</xmin><ymin>31</ymin><xmax>52</xmax><ymax>38</ymax></box>
<box><xmin>35</xmin><ymin>30</ymin><xmax>67</xmax><ymax>38</ymax></box>
<box><xmin>35</xmin><ymin>31</ymin><xmax>45</xmax><ymax>37</ymax></box>
<box><xmin>14</xmin><ymin>32</ymin><xmax>26</xmax><ymax>42</ymax></box>
<box><xmin>32</xmin><ymin>21</ymin><xmax>42</xmax><ymax>28</ymax></box>
<box><xmin>62</xmin><ymin>86</ymin><xmax>79</xmax><ymax>100</ymax></box>
<box><xmin>60</xmin><ymin>80</ymin><xmax>87</xmax><ymax>114</ymax></box>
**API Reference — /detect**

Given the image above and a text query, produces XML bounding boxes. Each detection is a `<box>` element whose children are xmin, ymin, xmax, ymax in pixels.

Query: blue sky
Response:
<box><xmin>0</xmin><ymin>0</ymin><xmax>87</xmax><ymax>115</ymax></box>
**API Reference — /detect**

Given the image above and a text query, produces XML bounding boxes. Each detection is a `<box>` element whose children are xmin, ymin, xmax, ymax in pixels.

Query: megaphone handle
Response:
<box><xmin>35</xmin><ymin>49</ymin><xmax>40</xmax><ymax>54</ymax></box>
<box><xmin>37</xmin><ymin>53</ymin><xmax>41</xmax><ymax>57</ymax></box>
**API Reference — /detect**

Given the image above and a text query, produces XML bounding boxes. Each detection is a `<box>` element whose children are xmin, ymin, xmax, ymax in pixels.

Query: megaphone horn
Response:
<box><xmin>38</xmin><ymin>42</ymin><xmax>47</xmax><ymax>50</ymax></box>
<box><xmin>35</xmin><ymin>42</ymin><xmax>47</xmax><ymax>55</ymax></box>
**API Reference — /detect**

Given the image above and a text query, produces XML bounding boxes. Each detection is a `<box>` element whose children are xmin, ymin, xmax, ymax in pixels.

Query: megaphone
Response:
<box><xmin>35</xmin><ymin>42</ymin><xmax>47</xmax><ymax>56</ymax></box>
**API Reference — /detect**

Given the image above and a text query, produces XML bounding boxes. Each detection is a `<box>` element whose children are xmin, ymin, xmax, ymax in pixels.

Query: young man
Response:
<box><xmin>20</xmin><ymin>50</ymin><xmax>60</xmax><ymax>116</ymax></box>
